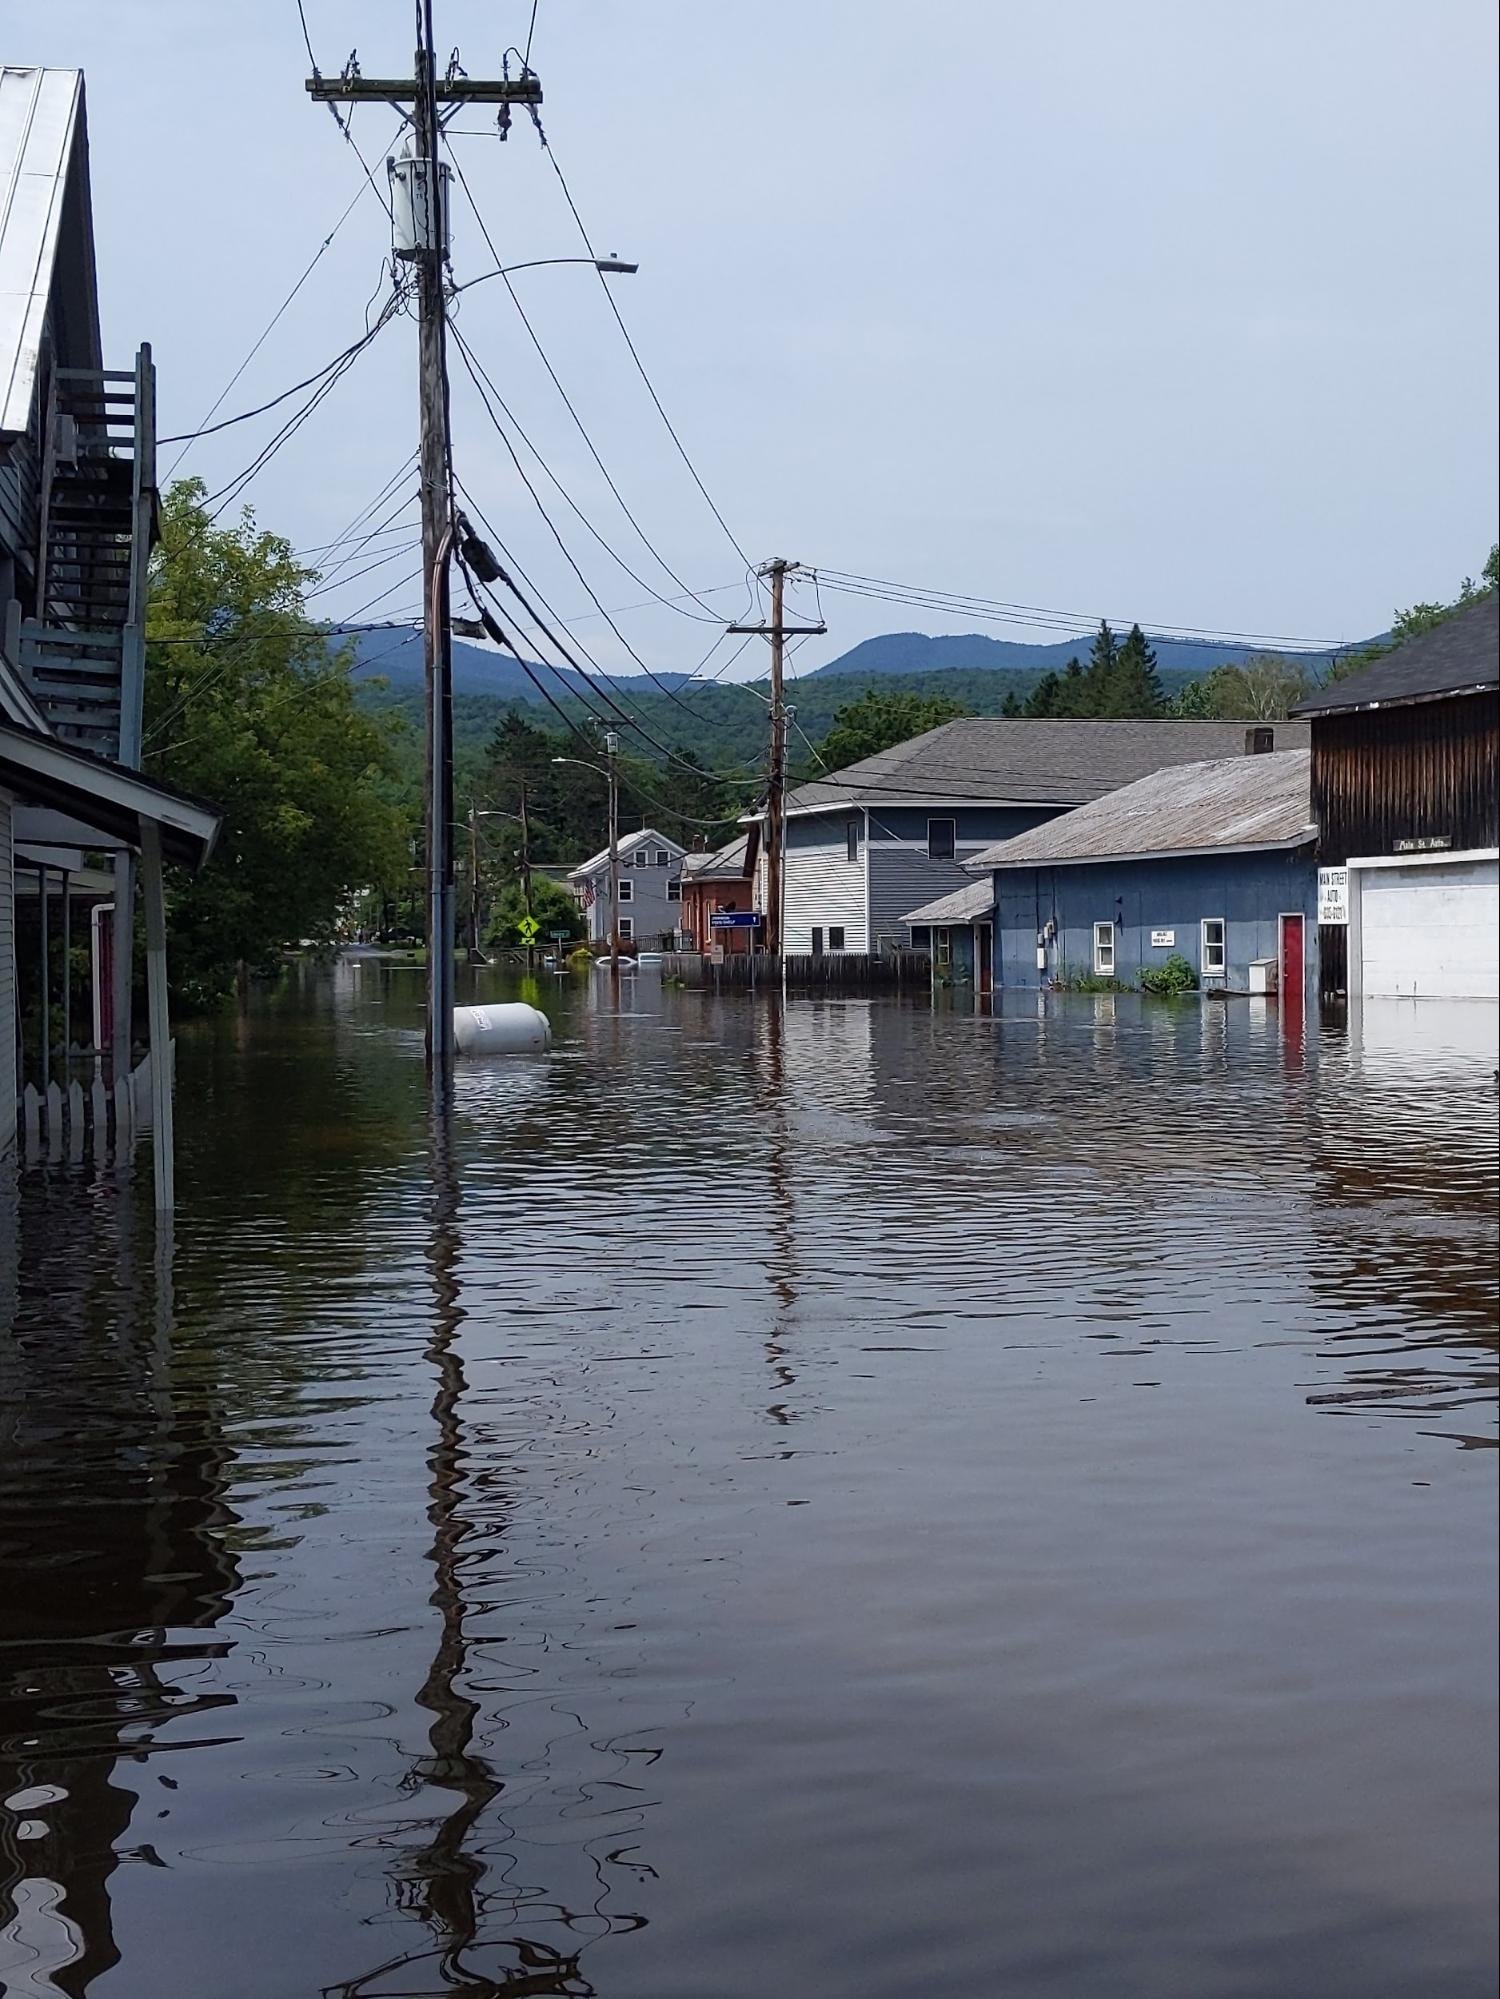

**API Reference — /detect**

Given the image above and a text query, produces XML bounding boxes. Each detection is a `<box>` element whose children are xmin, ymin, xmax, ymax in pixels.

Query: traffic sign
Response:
<box><xmin>710</xmin><ymin>911</ymin><xmax>762</xmax><ymax>930</ymax></box>
<box><xmin>517</xmin><ymin>916</ymin><xmax>540</xmax><ymax>945</ymax></box>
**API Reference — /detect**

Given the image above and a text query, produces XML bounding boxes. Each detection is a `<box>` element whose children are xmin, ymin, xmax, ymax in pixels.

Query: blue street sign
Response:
<box><xmin>710</xmin><ymin>911</ymin><xmax>762</xmax><ymax>930</ymax></box>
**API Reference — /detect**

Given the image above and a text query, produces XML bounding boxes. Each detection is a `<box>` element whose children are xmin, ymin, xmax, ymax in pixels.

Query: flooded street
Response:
<box><xmin>2</xmin><ymin>966</ymin><xmax>1496</xmax><ymax>1999</ymax></box>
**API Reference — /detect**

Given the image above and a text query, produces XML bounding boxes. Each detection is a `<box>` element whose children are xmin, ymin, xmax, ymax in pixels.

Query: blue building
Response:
<box><xmin>907</xmin><ymin>747</ymin><xmax>1319</xmax><ymax>1000</ymax></box>
<box><xmin>757</xmin><ymin>717</ymin><xmax>1308</xmax><ymax>957</ymax></box>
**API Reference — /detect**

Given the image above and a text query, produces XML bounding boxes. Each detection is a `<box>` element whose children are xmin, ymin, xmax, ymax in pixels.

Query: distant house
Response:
<box><xmin>1290</xmin><ymin>595</ymin><xmax>1498</xmax><ymax>1000</ymax></box>
<box><xmin>755</xmin><ymin>718</ymin><xmax>1308</xmax><ymax>957</ymax></box>
<box><xmin>567</xmin><ymin>827</ymin><xmax>685</xmax><ymax>948</ymax></box>
<box><xmin>1</xmin><ymin>67</ymin><xmax>220</xmax><ymax>1183</ymax></box>
<box><xmin>909</xmin><ymin>747</ymin><xmax>1318</xmax><ymax>998</ymax></box>
<box><xmin>678</xmin><ymin>830</ymin><xmax>760</xmax><ymax>954</ymax></box>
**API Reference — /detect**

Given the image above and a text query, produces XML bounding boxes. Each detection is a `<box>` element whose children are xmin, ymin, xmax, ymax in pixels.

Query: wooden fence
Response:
<box><xmin>14</xmin><ymin>1047</ymin><xmax>168</xmax><ymax>1169</ymax></box>
<box><xmin>662</xmin><ymin>951</ymin><xmax>931</xmax><ymax>993</ymax></box>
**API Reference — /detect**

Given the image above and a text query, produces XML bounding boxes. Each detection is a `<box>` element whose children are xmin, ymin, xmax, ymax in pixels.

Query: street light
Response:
<box><xmin>551</xmin><ymin>735</ymin><xmax>620</xmax><ymax>967</ymax></box>
<box><xmin>467</xmin><ymin>801</ymin><xmax>533</xmax><ymax>961</ymax></box>
<box><xmin>453</xmin><ymin>256</ymin><xmax>638</xmax><ymax>301</ymax></box>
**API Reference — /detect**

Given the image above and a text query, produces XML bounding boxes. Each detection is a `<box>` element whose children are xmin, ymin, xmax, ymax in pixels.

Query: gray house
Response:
<box><xmin>568</xmin><ymin>827</ymin><xmax>685</xmax><ymax>948</ymax></box>
<box><xmin>1</xmin><ymin>65</ymin><xmax>220</xmax><ymax>1188</ymax></box>
<box><xmin>759</xmin><ymin>718</ymin><xmax>1308</xmax><ymax>957</ymax></box>
<box><xmin>909</xmin><ymin>747</ymin><xmax>1318</xmax><ymax>998</ymax></box>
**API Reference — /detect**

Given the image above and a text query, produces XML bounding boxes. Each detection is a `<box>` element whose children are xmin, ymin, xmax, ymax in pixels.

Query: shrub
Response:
<box><xmin>1051</xmin><ymin>969</ymin><xmax>1131</xmax><ymax>994</ymax></box>
<box><xmin>1140</xmin><ymin>952</ymin><xmax>1198</xmax><ymax>996</ymax></box>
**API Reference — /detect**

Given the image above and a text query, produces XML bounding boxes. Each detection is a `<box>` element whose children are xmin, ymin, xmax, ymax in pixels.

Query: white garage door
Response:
<box><xmin>1358</xmin><ymin>857</ymin><xmax>1499</xmax><ymax>999</ymax></box>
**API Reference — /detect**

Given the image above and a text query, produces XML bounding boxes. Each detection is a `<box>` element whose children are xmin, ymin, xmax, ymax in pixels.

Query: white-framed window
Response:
<box><xmin>631</xmin><ymin>850</ymin><xmax>647</xmax><ymax>867</ymax></box>
<box><xmin>666</xmin><ymin>879</ymin><xmax>682</xmax><ymax>901</ymax></box>
<box><xmin>1201</xmin><ymin>917</ymin><xmax>1227</xmax><ymax>976</ymax></box>
<box><xmin>617</xmin><ymin>877</ymin><xmax>634</xmax><ymax>903</ymax></box>
<box><xmin>927</xmin><ymin>818</ymin><xmax>956</xmax><ymax>861</ymax></box>
<box><xmin>653</xmin><ymin>848</ymin><xmax>668</xmax><ymax>866</ymax></box>
<box><xmin>828</xmin><ymin>925</ymin><xmax>846</xmax><ymax>951</ymax></box>
<box><xmin>846</xmin><ymin>819</ymin><xmax>860</xmax><ymax>864</ymax></box>
<box><xmin>618</xmin><ymin>916</ymin><xmax>634</xmax><ymax>940</ymax></box>
<box><xmin>911</xmin><ymin>925</ymin><xmax>933</xmax><ymax>953</ymax></box>
<box><xmin>1093</xmin><ymin>921</ymin><xmax>1115</xmax><ymax>976</ymax></box>
<box><xmin>935</xmin><ymin>928</ymin><xmax>953</xmax><ymax>967</ymax></box>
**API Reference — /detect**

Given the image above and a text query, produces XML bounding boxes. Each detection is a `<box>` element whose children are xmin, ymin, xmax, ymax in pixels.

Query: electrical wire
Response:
<box><xmin>449</xmin><ymin>349</ymin><xmax>765</xmax><ymax>754</ymax></box>
<box><xmin>541</xmin><ymin>139</ymin><xmax>751</xmax><ymax>568</ymax></box>
<box><xmin>813</xmin><ymin>568</ymin><xmax>1342</xmax><ymax>653</ymax></box>
<box><xmin>160</xmin><ymin>317</ymin><xmax>399</xmax><ymax>445</ymax></box>
<box><xmin>446</xmin><ymin>147</ymin><xmax>730</xmax><ymax>623</ymax></box>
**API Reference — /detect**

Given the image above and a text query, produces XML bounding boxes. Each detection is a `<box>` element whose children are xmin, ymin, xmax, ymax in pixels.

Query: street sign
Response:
<box><xmin>517</xmin><ymin>916</ymin><xmax>540</xmax><ymax>945</ymax></box>
<box><xmin>1317</xmin><ymin>867</ymin><xmax>1349</xmax><ymax>925</ymax></box>
<box><xmin>710</xmin><ymin>911</ymin><xmax>762</xmax><ymax>930</ymax></box>
<box><xmin>550</xmin><ymin>928</ymin><xmax>571</xmax><ymax>941</ymax></box>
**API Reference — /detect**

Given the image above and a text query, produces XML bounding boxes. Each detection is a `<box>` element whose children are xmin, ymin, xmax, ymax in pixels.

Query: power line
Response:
<box><xmin>449</xmin><ymin>333</ymin><xmax>765</xmax><ymax>749</ymax></box>
<box><xmin>813</xmin><ymin>568</ymin><xmax>1343</xmax><ymax>653</ymax></box>
<box><xmin>160</xmin><ymin>315</ymin><xmax>399</xmax><ymax>445</ymax></box>
<box><xmin>446</xmin><ymin>148</ymin><xmax>727</xmax><ymax>622</ymax></box>
<box><xmin>541</xmin><ymin>138</ymin><xmax>750</xmax><ymax>569</ymax></box>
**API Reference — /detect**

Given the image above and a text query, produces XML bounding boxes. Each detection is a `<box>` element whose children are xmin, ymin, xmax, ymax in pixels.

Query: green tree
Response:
<box><xmin>488</xmin><ymin>873</ymin><xmax>583</xmax><ymax>948</ymax></box>
<box><xmin>144</xmin><ymin>481</ymin><xmax>409</xmax><ymax>1009</ymax></box>
<box><xmin>1100</xmin><ymin>623</ymin><xmax>1167</xmax><ymax>716</ymax></box>
<box><xmin>1023</xmin><ymin>668</ymin><xmax>1064</xmax><ymax>717</ymax></box>
<box><xmin>1324</xmin><ymin>544</ymin><xmax>1499</xmax><ymax>682</ymax></box>
<box><xmin>1172</xmin><ymin>653</ymin><xmax>1313</xmax><ymax>720</ymax></box>
<box><xmin>813</xmin><ymin>687</ymin><xmax>970</xmax><ymax>772</ymax></box>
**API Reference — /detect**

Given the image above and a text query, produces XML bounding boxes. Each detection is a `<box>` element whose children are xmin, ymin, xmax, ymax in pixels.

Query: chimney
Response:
<box><xmin>1245</xmin><ymin>726</ymin><xmax>1275</xmax><ymax>755</ymax></box>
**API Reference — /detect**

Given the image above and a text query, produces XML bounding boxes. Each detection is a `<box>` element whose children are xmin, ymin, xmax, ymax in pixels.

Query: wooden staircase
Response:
<box><xmin>19</xmin><ymin>346</ymin><xmax>155</xmax><ymax>767</ymax></box>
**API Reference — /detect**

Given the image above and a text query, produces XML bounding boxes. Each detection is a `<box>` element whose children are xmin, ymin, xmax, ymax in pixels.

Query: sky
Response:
<box><xmin>35</xmin><ymin>0</ymin><xmax>1500</xmax><ymax>678</ymax></box>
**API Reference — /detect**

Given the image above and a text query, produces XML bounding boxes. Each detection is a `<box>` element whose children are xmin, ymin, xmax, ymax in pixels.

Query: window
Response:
<box><xmin>927</xmin><ymin>818</ymin><xmax>956</xmax><ymax>861</ymax></box>
<box><xmin>631</xmin><ymin>850</ymin><xmax>647</xmax><ymax>867</ymax></box>
<box><xmin>618</xmin><ymin>916</ymin><xmax>634</xmax><ymax>940</ymax></box>
<box><xmin>911</xmin><ymin>925</ymin><xmax>933</xmax><ymax>953</ymax></box>
<box><xmin>653</xmin><ymin>848</ymin><xmax>668</xmax><ymax>866</ymax></box>
<box><xmin>811</xmin><ymin>926</ymin><xmax>825</xmax><ymax>957</ymax></box>
<box><xmin>846</xmin><ymin>818</ymin><xmax>860</xmax><ymax>864</ymax></box>
<box><xmin>617</xmin><ymin>877</ymin><xmax>634</xmax><ymax>903</ymax></box>
<box><xmin>935</xmin><ymin>929</ymin><xmax>953</xmax><ymax>967</ymax></box>
<box><xmin>1201</xmin><ymin>917</ymin><xmax>1227</xmax><ymax>977</ymax></box>
<box><xmin>666</xmin><ymin>879</ymin><xmax>682</xmax><ymax>902</ymax></box>
<box><xmin>828</xmin><ymin>926</ymin><xmax>846</xmax><ymax>951</ymax></box>
<box><xmin>1093</xmin><ymin>922</ymin><xmax>1115</xmax><ymax>976</ymax></box>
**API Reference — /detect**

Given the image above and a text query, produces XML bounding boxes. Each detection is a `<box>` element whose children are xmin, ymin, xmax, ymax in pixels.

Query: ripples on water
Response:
<box><xmin>1</xmin><ymin>967</ymin><xmax>1496</xmax><ymax>1998</ymax></box>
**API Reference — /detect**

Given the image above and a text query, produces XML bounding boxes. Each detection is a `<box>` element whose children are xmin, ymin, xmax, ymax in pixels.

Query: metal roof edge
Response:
<box><xmin>981</xmin><ymin>830</ymin><xmax>1318</xmax><ymax>872</ymax></box>
<box><xmin>1290</xmin><ymin>677</ymin><xmax>1500</xmax><ymax>719</ymax></box>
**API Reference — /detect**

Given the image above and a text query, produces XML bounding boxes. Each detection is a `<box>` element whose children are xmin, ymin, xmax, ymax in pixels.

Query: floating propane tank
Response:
<box><xmin>453</xmin><ymin>1003</ymin><xmax>552</xmax><ymax>1056</ymax></box>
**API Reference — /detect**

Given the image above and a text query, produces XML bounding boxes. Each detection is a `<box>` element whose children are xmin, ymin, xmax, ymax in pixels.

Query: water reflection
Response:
<box><xmin>1</xmin><ymin>973</ymin><xmax>1495</xmax><ymax>1998</ymax></box>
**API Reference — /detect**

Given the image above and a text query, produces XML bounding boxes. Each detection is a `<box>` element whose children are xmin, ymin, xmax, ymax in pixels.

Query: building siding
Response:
<box><xmin>1312</xmin><ymin>691</ymin><xmax>1499</xmax><ymax>862</ymax></box>
<box><xmin>0</xmin><ymin>792</ymin><xmax>14</xmax><ymax>1153</ymax></box>
<box><xmin>992</xmin><ymin>848</ymin><xmax>1318</xmax><ymax>997</ymax></box>
<box><xmin>783</xmin><ymin>812</ymin><xmax>867</xmax><ymax>951</ymax></box>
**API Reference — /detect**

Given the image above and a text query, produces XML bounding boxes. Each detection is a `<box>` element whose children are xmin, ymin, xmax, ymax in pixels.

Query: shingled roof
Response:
<box><xmin>1291</xmin><ymin>593</ymin><xmax>1498</xmax><ymax>718</ymax></box>
<box><xmin>966</xmin><ymin>748</ymin><xmax>1314</xmax><ymax>871</ymax></box>
<box><xmin>779</xmin><ymin>717</ymin><xmax>1309</xmax><ymax>817</ymax></box>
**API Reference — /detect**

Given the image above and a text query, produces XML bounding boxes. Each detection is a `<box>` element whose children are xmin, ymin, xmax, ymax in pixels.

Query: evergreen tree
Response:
<box><xmin>1079</xmin><ymin>621</ymin><xmax>1118</xmax><ymax>714</ymax></box>
<box><xmin>1102</xmin><ymin>623</ymin><xmax>1167</xmax><ymax>716</ymax></box>
<box><xmin>1024</xmin><ymin>669</ymin><xmax>1063</xmax><ymax>717</ymax></box>
<box><xmin>1000</xmin><ymin>689</ymin><xmax>1023</xmax><ymax>718</ymax></box>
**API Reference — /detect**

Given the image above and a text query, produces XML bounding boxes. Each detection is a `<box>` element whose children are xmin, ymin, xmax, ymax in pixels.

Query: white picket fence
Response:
<box><xmin>14</xmin><ymin>1045</ymin><xmax>171</xmax><ymax>1168</ymax></box>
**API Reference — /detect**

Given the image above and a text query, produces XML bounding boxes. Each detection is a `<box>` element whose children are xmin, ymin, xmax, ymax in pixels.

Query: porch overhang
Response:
<box><xmin>0</xmin><ymin>722</ymin><xmax>220</xmax><ymax>868</ymax></box>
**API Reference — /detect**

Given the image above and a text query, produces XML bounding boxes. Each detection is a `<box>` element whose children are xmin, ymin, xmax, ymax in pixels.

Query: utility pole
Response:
<box><xmin>605</xmin><ymin>730</ymin><xmax>621</xmax><ymax>970</ymax></box>
<box><xmin>518</xmin><ymin>784</ymin><xmax>534</xmax><ymax>971</ymax></box>
<box><xmin>307</xmin><ymin>21</ymin><xmax>542</xmax><ymax>1084</ymax></box>
<box><xmin>729</xmin><ymin>561</ymin><xmax>826</xmax><ymax>958</ymax></box>
<box><xmin>466</xmin><ymin>799</ymin><xmax>482</xmax><ymax>958</ymax></box>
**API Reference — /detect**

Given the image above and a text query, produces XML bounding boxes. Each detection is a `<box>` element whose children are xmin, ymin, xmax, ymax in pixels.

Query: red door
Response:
<box><xmin>1279</xmin><ymin>913</ymin><xmax>1304</xmax><ymax>1000</ymax></box>
<box><xmin>976</xmin><ymin>923</ymin><xmax>993</xmax><ymax>997</ymax></box>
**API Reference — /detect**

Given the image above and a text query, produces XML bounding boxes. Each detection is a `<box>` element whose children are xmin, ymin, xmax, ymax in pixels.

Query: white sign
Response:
<box><xmin>1150</xmin><ymin>929</ymin><xmax>1175</xmax><ymax>947</ymax></box>
<box><xmin>1317</xmin><ymin>867</ymin><xmax>1349</xmax><ymax>925</ymax></box>
<box><xmin>709</xmin><ymin>946</ymin><xmax>726</xmax><ymax>966</ymax></box>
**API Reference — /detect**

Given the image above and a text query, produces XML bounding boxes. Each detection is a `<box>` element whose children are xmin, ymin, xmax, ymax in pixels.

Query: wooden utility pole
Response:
<box><xmin>729</xmin><ymin>561</ymin><xmax>826</xmax><ymax>957</ymax></box>
<box><xmin>307</xmin><ymin>22</ymin><xmax>542</xmax><ymax>1082</ymax></box>
<box><xmin>605</xmin><ymin>730</ymin><xmax>621</xmax><ymax>968</ymax></box>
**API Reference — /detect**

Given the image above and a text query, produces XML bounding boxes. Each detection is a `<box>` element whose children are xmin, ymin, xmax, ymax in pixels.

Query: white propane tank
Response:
<box><xmin>453</xmin><ymin>1003</ymin><xmax>552</xmax><ymax>1056</ymax></box>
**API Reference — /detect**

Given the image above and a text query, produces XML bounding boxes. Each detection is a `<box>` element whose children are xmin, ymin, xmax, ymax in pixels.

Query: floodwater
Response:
<box><xmin>1</xmin><ymin>966</ymin><xmax>1496</xmax><ymax>1999</ymax></box>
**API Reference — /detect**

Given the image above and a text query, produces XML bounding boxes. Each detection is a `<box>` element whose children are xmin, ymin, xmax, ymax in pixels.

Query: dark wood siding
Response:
<box><xmin>1311</xmin><ymin>691</ymin><xmax>1499</xmax><ymax>863</ymax></box>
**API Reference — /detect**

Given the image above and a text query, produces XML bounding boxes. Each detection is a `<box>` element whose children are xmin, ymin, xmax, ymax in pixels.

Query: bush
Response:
<box><xmin>1140</xmin><ymin>952</ymin><xmax>1198</xmax><ymax>996</ymax></box>
<box><xmin>566</xmin><ymin>946</ymin><xmax>595</xmax><ymax>974</ymax></box>
<box><xmin>1052</xmin><ymin>968</ymin><xmax>1131</xmax><ymax>993</ymax></box>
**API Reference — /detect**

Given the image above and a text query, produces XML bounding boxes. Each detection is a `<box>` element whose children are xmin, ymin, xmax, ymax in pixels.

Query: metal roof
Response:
<box><xmin>778</xmin><ymin>717</ymin><xmax>1309</xmax><ymax>817</ymax></box>
<box><xmin>0</xmin><ymin>67</ymin><xmax>84</xmax><ymax>436</ymax></box>
<box><xmin>568</xmin><ymin>826</ymin><xmax>686</xmax><ymax>880</ymax></box>
<box><xmin>966</xmin><ymin>748</ymin><xmax>1314</xmax><ymax>872</ymax></box>
<box><xmin>1290</xmin><ymin>593</ymin><xmax>1499</xmax><ymax>717</ymax></box>
<box><xmin>902</xmin><ymin>877</ymin><xmax>995</xmax><ymax>926</ymax></box>
<box><xmin>681</xmin><ymin>832</ymin><xmax>750</xmax><ymax>880</ymax></box>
